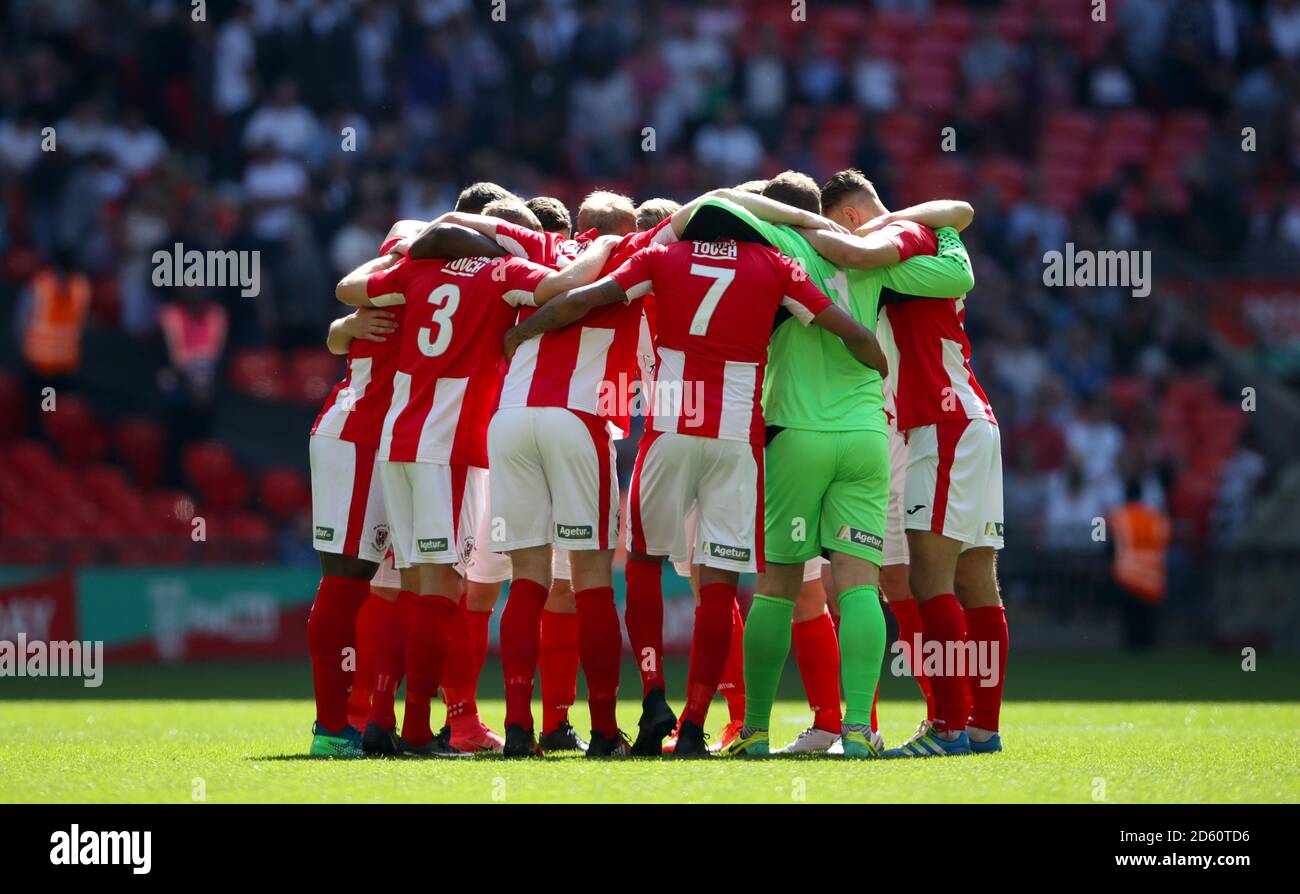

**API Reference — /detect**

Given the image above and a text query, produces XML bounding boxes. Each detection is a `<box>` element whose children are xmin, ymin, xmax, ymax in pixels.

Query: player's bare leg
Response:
<box><xmin>499</xmin><ymin>545</ymin><xmax>551</xmax><ymax>756</ymax></box>
<box><xmin>624</xmin><ymin>550</ymin><xmax>676</xmax><ymax>755</ymax></box>
<box><xmin>538</xmin><ymin>576</ymin><xmax>586</xmax><ymax>752</ymax></box>
<box><xmin>954</xmin><ymin>547</ymin><xmax>1006</xmax><ymax>753</ymax></box>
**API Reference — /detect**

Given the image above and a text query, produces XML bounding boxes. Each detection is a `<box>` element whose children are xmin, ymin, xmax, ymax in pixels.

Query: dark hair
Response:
<box><xmin>762</xmin><ymin>170</ymin><xmax>821</xmax><ymax>215</ymax></box>
<box><xmin>526</xmin><ymin>196</ymin><xmax>571</xmax><ymax>234</ymax></box>
<box><xmin>455</xmin><ymin>181</ymin><xmax>515</xmax><ymax>214</ymax></box>
<box><xmin>820</xmin><ymin>169</ymin><xmax>880</xmax><ymax>214</ymax></box>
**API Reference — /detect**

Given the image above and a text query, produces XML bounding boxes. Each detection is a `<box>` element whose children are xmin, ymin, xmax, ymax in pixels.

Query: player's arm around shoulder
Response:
<box><xmin>879</xmin><ymin>225</ymin><xmax>975</xmax><ymax>298</ymax></box>
<box><xmin>811</xmin><ymin>305</ymin><xmax>888</xmax><ymax>377</ymax></box>
<box><xmin>326</xmin><ymin>308</ymin><xmax>397</xmax><ymax>354</ymax></box>
<box><xmin>335</xmin><ymin>249</ymin><xmax>407</xmax><ymax>306</ymax></box>
<box><xmin>503</xmin><ymin>240</ymin><xmax>657</xmax><ymax>360</ymax></box>
<box><xmin>407</xmin><ymin>221</ymin><xmax>508</xmax><ymax>261</ymax></box>
<box><xmin>534</xmin><ymin>234</ymin><xmax>620</xmax><ymax>303</ymax></box>
<box><xmin>795</xmin><ymin>227</ymin><xmax>902</xmax><ymax>270</ymax></box>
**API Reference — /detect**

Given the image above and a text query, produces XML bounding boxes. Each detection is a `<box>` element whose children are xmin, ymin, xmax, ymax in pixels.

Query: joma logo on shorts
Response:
<box><xmin>704</xmin><ymin>542</ymin><xmax>751</xmax><ymax>562</ymax></box>
<box><xmin>417</xmin><ymin>537</ymin><xmax>448</xmax><ymax>553</ymax></box>
<box><xmin>556</xmin><ymin>524</ymin><xmax>593</xmax><ymax>540</ymax></box>
<box><xmin>837</xmin><ymin>526</ymin><xmax>883</xmax><ymax>550</ymax></box>
<box><xmin>314</xmin><ymin>526</ymin><xmax>335</xmax><ymax>542</ymax></box>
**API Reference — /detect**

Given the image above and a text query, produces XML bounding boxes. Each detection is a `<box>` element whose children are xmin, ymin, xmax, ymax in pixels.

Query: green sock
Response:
<box><xmin>741</xmin><ymin>594</ymin><xmax>795</xmax><ymax>731</ymax></box>
<box><xmin>838</xmin><ymin>585</ymin><xmax>886</xmax><ymax>727</ymax></box>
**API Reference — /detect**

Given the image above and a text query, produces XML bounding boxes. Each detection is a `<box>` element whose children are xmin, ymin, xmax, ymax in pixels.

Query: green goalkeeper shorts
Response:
<box><xmin>763</xmin><ymin>427</ymin><xmax>889</xmax><ymax>566</ymax></box>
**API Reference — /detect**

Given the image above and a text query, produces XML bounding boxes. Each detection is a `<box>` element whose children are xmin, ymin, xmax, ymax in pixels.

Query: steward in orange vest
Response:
<box><xmin>1109</xmin><ymin>493</ymin><xmax>1171</xmax><ymax>605</ymax></box>
<box><xmin>23</xmin><ymin>267</ymin><xmax>91</xmax><ymax>377</ymax></box>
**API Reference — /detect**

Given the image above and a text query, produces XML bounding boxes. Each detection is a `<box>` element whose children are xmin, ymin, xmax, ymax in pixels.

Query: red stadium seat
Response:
<box><xmin>0</xmin><ymin>373</ymin><xmax>24</xmax><ymax>442</ymax></box>
<box><xmin>114</xmin><ymin>417</ymin><xmax>167</xmax><ymax>488</ymax></box>
<box><xmin>7</xmin><ymin>440</ymin><xmax>57</xmax><ymax>478</ymax></box>
<box><xmin>289</xmin><ymin>348</ymin><xmax>344</xmax><ymax>404</ymax></box>
<box><xmin>229</xmin><ymin>347</ymin><xmax>287</xmax><ymax>400</ymax></box>
<box><xmin>258</xmin><ymin>467</ymin><xmax>311</xmax><ymax>523</ymax></box>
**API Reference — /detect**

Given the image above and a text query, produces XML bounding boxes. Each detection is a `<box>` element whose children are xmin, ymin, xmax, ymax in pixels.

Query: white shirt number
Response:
<box><xmin>688</xmin><ymin>264</ymin><xmax>735</xmax><ymax>336</ymax></box>
<box><xmin>417</xmin><ymin>283</ymin><xmax>459</xmax><ymax>357</ymax></box>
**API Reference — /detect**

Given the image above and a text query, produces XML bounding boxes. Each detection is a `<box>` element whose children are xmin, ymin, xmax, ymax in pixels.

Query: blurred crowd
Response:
<box><xmin>2</xmin><ymin>0</ymin><xmax>1293</xmax><ymax>553</ymax></box>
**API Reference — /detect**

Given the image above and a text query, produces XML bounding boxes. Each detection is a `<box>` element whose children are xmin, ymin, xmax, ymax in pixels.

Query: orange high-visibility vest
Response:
<box><xmin>24</xmin><ymin>271</ymin><xmax>91</xmax><ymax>376</ymax></box>
<box><xmin>1110</xmin><ymin>503</ymin><xmax>1171</xmax><ymax>604</ymax></box>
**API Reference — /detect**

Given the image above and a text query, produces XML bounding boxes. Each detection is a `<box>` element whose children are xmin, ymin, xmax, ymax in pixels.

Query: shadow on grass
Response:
<box><xmin>4</xmin><ymin>653</ymin><xmax>1296</xmax><ymax>702</ymax></box>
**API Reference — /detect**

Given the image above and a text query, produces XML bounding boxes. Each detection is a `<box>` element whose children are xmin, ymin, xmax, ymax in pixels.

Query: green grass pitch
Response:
<box><xmin>2</xmin><ymin>653</ymin><xmax>1297</xmax><ymax>804</ymax></box>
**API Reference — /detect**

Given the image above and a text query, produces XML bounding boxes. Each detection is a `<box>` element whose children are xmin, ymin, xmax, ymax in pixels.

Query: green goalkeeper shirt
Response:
<box><xmin>682</xmin><ymin>196</ymin><xmax>975</xmax><ymax>434</ymax></box>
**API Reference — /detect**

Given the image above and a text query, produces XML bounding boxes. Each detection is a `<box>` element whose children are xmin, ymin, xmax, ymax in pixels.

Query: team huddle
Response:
<box><xmin>305</xmin><ymin>168</ymin><xmax>1009</xmax><ymax>760</ymax></box>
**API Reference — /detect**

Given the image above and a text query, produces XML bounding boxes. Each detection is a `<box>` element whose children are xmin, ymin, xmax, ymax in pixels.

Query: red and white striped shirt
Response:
<box><xmin>497</xmin><ymin>218</ymin><xmax>676</xmax><ymax>438</ymax></box>
<box><xmin>490</xmin><ymin>221</ymin><xmax>583</xmax><ymax>269</ymax></box>
<box><xmin>311</xmin><ymin>236</ymin><xmax>406</xmax><ymax>448</ymax></box>
<box><xmin>610</xmin><ymin>239</ymin><xmax>832</xmax><ymax>446</ymax></box>
<box><xmin>881</xmin><ymin>294</ymin><xmax>996</xmax><ymax>432</ymax></box>
<box><xmin>366</xmin><ymin>255</ymin><xmax>551</xmax><ymax>467</ymax></box>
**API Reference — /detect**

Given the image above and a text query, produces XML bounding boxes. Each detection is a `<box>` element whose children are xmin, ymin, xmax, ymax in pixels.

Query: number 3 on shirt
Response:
<box><xmin>688</xmin><ymin>264</ymin><xmax>735</xmax><ymax>336</ymax></box>
<box><xmin>418</xmin><ymin>283</ymin><xmax>460</xmax><ymax>357</ymax></box>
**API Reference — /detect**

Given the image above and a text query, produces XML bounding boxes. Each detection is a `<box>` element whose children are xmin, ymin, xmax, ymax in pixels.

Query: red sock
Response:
<box><xmin>347</xmin><ymin>592</ymin><xmax>387</xmax><ymax>728</ymax></box>
<box><xmin>965</xmin><ymin>605</ymin><xmax>1009</xmax><ymax>732</ymax></box>
<box><xmin>682</xmin><ymin>583</ymin><xmax>736</xmax><ymax>727</ymax></box>
<box><xmin>623</xmin><ymin>558</ymin><xmax>666</xmax><ymax>695</ymax></box>
<box><xmin>719</xmin><ymin>600</ymin><xmax>745</xmax><ymax>724</ymax></box>
<box><xmin>500</xmin><ymin>578</ymin><xmax>548</xmax><ymax>731</ymax></box>
<box><xmin>917</xmin><ymin>594</ymin><xmax>971</xmax><ymax>733</ymax></box>
<box><xmin>441</xmin><ymin>596</ymin><xmax>477</xmax><ymax>726</ymax></box>
<box><xmin>307</xmin><ymin>576</ymin><xmax>370</xmax><ymax>732</ymax></box>
<box><xmin>540</xmin><ymin>609</ymin><xmax>579</xmax><ymax>734</ymax></box>
<box><xmin>575</xmin><ymin>586</ymin><xmax>621</xmax><ymax>738</ymax></box>
<box><xmin>889</xmin><ymin>597</ymin><xmax>935</xmax><ymax>720</ymax></box>
<box><xmin>400</xmin><ymin>592</ymin><xmax>458</xmax><ymax>747</ymax></box>
<box><xmin>871</xmin><ymin>685</ymin><xmax>879</xmax><ymax>731</ymax></box>
<box><xmin>365</xmin><ymin>592</ymin><xmax>409</xmax><ymax>731</ymax></box>
<box><xmin>792</xmin><ymin>610</ymin><xmax>843</xmax><ymax>734</ymax></box>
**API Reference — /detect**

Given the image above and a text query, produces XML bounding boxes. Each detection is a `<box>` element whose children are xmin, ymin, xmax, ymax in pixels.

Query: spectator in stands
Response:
<box><xmin>158</xmin><ymin>286</ymin><xmax>228</xmax><ymax>446</ymax></box>
<box><xmin>694</xmin><ymin>101</ymin><xmax>765</xmax><ymax>185</ymax></box>
<box><xmin>1214</xmin><ymin>428</ymin><xmax>1268</xmax><ymax>540</ymax></box>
